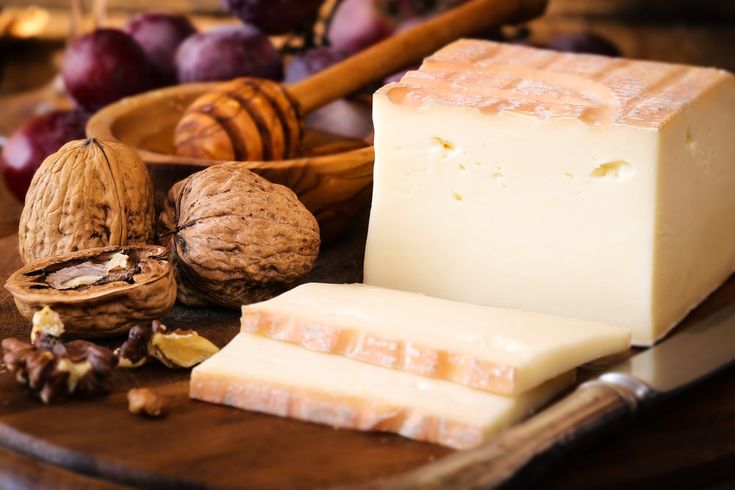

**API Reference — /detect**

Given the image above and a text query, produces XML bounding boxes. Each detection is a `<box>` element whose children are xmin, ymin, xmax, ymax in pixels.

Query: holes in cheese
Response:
<box><xmin>366</xmin><ymin>39</ymin><xmax>735</xmax><ymax>346</ymax></box>
<box><xmin>589</xmin><ymin>160</ymin><xmax>634</xmax><ymax>180</ymax></box>
<box><xmin>190</xmin><ymin>333</ymin><xmax>575</xmax><ymax>449</ymax></box>
<box><xmin>432</xmin><ymin>136</ymin><xmax>455</xmax><ymax>152</ymax></box>
<box><xmin>239</xmin><ymin>283</ymin><xmax>629</xmax><ymax>396</ymax></box>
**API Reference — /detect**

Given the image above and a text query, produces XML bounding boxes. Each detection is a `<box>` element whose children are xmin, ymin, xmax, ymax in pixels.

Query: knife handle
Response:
<box><xmin>366</xmin><ymin>376</ymin><xmax>651</xmax><ymax>490</ymax></box>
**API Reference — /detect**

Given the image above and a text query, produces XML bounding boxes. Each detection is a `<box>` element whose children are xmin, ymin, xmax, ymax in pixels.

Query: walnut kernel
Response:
<box><xmin>31</xmin><ymin>306</ymin><xmax>65</xmax><ymax>348</ymax></box>
<box><xmin>2</xmin><ymin>337</ymin><xmax>117</xmax><ymax>403</ymax></box>
<box><xmin>116</xmin><ymin>321</ymin><xmax>219</xmax><ymax>369</ymax></box>
<box><xmin>127</xmin><ymin>387</ymin><xmax>167</xmax><ymax>417</ymax></box>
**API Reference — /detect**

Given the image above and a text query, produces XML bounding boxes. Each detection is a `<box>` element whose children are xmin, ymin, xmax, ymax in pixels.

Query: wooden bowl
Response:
<box><xmin>86</xmin><ymin>83</ymin><xmax>375</xmax><ymax>243</ymax></box>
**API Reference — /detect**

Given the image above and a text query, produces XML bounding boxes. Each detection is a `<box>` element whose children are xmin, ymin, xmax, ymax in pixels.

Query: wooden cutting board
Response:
<box><xmin>0</xmin><ymin>222</ymin><xmax>457</xmax><ymax>490</ymax></box>
<box><xmin>1</xmin><ymin>223</ymin><xmax>734</xmax><ymax>489</ymax></box>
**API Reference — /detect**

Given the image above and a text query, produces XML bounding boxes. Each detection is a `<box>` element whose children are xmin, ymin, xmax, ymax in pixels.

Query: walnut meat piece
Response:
<box><xmin>116</xmin><ymin>320</ymin><xmax>219</xmax><ymax>369</ymax></box>
<box><xmin>4</xmin><ymin>245</ymin><xmax>176</xmax><ymax>338</ymax></box>
<box><xmin>1</xmin><ymin>337</ymin><xmax>117</xmax><ymax>403</ymax></box>
<box><xmin>18</xmin><ymin>138</ymin><xmax>155</xmax><ymax>265</ymax></box>
<box><xmin>149</xmin><ymin>323</ymin><xmax>219</xmax><ymax>369</ymax></box>
<box><xmin>159</xmin><ymin>164</ymin><xmax>320</xmax><ymax>308</ymax></box>
<box><xmin>31</xmin><ymin>306</ymin><xmax>65</xmax><ymax>349</ymax></box>
<box><xmin>128</xmin><ymin>387</ymin><xmax>168</xmax><ymax>417</ymax></box>
<box><xmin>115</xmin><ymin>324</ymin><xmax>152</xmax><ymax>368</ymax></box>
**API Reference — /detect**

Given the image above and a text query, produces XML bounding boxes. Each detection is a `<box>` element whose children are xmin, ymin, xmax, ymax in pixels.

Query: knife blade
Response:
<box><xmin>359</xmin><ymin>298</ymin><xmax>735</xmax><ymax>490</ymax></box>
<box><xmin>607</xmin><ymin>302</ymin><xmax>735</xmax><ymax>394</ymax></box>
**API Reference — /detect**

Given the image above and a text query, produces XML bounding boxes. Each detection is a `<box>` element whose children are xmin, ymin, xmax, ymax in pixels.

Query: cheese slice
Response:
<box><xmin>240</xmin><ymin>282</ymin><xmax>628</xmax><ymax>395</ymax></box>
<box><xmin>364</xmin><ymin>39</ymin><xmax>735</xmax><ymax>346</ymax></box>
<box><xmin>190</xmin><ymin>333</ymin><xmax>574</xmax><ymax>449</ymax></box>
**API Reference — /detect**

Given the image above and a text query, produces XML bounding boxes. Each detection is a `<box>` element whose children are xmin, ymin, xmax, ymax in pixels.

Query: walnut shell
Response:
<box><xmin>174</xmin><ymin>78</ymin><xmax>302</xmax><ymax>162</ymax></box>
<box><xmin>159</xmin><ymin>164</ymin><xmax>320</xmax><ymax>308</ymax></box>
<box><xmin>19</xmin><ymin>138</ymin><xmax>155</xmax><ymax>265</ymax></box>
<box><xmin>4</xmin><ymin>245</ymin><xmax>176</xmax><ymax>338</ymax></box>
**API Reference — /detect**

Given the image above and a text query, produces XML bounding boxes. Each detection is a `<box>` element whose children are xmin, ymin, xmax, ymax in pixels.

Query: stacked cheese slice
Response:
<box><xmin>191</xmin><ymin>283</ymin><xmax>629</xmax><ymax>449</ymax></box>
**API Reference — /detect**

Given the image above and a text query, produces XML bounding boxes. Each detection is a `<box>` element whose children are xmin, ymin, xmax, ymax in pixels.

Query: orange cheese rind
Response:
<box><xmin>377</xmin><ymin>39</ymin><xmax>732</xmax><ymax>128</ymax></box>
<box><xmin>241</xmin><ymin>309</ymin><xmax>519</xmax><ymax>395</ymax></box>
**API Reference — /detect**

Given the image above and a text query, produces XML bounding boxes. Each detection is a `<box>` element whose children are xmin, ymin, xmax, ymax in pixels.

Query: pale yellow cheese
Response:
<box><xmin>190</xmin><ymin>333</ymin><xmax>574</xmax><ymax>449</ymax></box>
<box><xmin>364</xmin><ymin>39</ymin><xmax>735</xmax><ymax>346</ymax></box>
<box><xmin>240</xmin><ymin>282</ymin><xmax>628</xmax><ymax>395</ymax></box>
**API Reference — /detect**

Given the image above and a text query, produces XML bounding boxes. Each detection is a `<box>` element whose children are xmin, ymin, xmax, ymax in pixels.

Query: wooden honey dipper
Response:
<box><xmin>174</xmin><ymin>0</ymin><xmax>548</xmax><ymax>162</ymax></box>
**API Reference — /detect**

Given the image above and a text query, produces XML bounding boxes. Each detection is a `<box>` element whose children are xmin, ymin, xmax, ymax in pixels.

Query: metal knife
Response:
<box><xmin>364</xmin><ymin>300</ymin><xmax>735</xmax><ymax>489</ymax></box>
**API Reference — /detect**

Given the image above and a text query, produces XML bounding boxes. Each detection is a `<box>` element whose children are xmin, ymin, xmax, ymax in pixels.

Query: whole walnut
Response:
<box><xmin>159</xmin><ymin>164</ymin><xmax>320</xmax><ymax>308</ymax></box>
<box><xmin>18</xmin><ymin>138</ymin><xmax>155</xmax><ymax>264</ymax></box>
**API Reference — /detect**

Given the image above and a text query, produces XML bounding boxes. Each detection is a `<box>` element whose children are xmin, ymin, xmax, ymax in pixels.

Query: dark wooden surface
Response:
<box><xmin>0</xmin><ymin>445</ymin><xmax>131</xmax><ymax>490</ymax></box>
<box><xmin>0</xmin><ymin>227</ymin><xmax>458</xmax><ymax>490</ymax></box>
<box><xmin>1</xmin><ymin>224</ymin><xmax>735</xmax><ymax>489</ymax></box>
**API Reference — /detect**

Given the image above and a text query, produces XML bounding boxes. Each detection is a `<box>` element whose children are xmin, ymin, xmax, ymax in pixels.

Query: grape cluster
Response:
<box><xmin>61</xmin><ymin>11</ymin><xmax>287</xmax><ymax>110</ymax></box>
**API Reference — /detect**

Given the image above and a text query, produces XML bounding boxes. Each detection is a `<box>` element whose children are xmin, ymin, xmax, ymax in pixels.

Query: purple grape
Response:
<box><xmin>62</xmin><ymin>29</ymin><xmax>152</xmax><ymax>110</ymax></box>
<box><xmin>224</xmin><ymin>0</ymin><xmax>323</xmax><ymax>35</ymax></box>
<box><xmin>305</xmin><ymin>99</ymin><xmax>373</xmax><ymax>140</ymax></box>
<box><xmin>285</xmin><ymin>47</ymin><xmax>347</xmax><ymax>84</ymax></box>
<box><xmin>125</xmin><ymin>11</ymin><xmax>196</xmax><ymax>86</ymax></box>
<box><xmin>175</xmin><ymin>25</ymin><xmax>283</xmax><ymax>83</ymax></box>
<box><xmin>547</xmin><ymin>32</ymin><xmax>620</xmax><ymax>57</ymax></box>
<box><xmin>327</xmin><ymin>0</ymin><xmax>393</xmax><ymax>54</ymax></box>
<box><xmin>1</xmin><ymin>109</ymin><xmax>90</xmax><ymax>202</ymax></box>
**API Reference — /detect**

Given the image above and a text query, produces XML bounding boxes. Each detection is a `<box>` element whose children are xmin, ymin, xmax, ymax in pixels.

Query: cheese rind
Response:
<box><xmin>240</xmin><ymin>282</ymin><xmax>628</xmax><ymax>395</ymax></box>
<box><xmin>381</xmin><ymin>38</ymin><xmax>731</xmax><ymax>129</ymax></box>
<box><xmin>190</xmin><ymin>333</ymin><xmax>574</xmax><ymax>449</ymax></box>
<box><xmin>365</xmin><ymin>39</ymin><xmax>735</xmax><ymax>346</ymax></box>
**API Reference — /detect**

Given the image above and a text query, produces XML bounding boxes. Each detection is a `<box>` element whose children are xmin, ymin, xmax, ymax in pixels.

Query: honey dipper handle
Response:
<box><xmin>288</xmin><ymin>0</ymin><xmax>548</xmax><ymax>114</ymax></box>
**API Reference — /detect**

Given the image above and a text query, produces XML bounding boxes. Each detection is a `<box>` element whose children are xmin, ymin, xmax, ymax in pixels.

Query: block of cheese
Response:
<box><xmin>364</xmin><ymin>39</ymin><xmax>735</xmax><ymax>346</ymax></box>
<box><xmin>190</xmin><ymin>333</ymin><xmax>574</xmax><ymax>449</ymax></box>
<box><xmin>240</xmin><ymin>282</ymin><xmax>628</xmax><ymax>395</ymax></box>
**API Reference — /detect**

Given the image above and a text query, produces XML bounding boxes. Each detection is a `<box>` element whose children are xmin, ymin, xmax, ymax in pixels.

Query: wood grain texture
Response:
<box><xmin>0</xmin><ymin>184</ymin><xmax>22</xmax><ymax>238</ymax></box>
<box><xmin>0</xmin><ymin>222</ymin><xmax>453</xmax><ymax>490</ymax></box>
<box><xmin>0</xmin><ymin>446</ymin><xmax>132</xmax><ymax>490</ymax></box>
<box><xmin>545</xmin><ymin>374</ymin><xmax>735</xmax><ymax>490</ymax></box>
<box><xmin>2</xmin><ymin>220</ymin><xmax>735</xmax><ymax>489</ymax></box>
<box><xmin>360</xmin><ymin>384</ymin><xmax>633</xmax><ymax>489</ymax></box>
